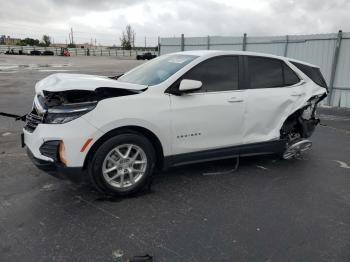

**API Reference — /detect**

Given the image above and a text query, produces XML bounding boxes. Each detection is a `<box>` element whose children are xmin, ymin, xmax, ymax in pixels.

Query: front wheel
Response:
<box><xmin>88</xmin><ymin>133</ymin><xmax>156</xmax><ymax>195</ymax></box>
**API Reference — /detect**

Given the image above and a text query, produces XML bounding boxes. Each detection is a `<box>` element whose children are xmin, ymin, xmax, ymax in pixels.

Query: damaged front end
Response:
<box><xmin>25</xmin><ymin>87</ymin><xmax>143</xmax><ymax>132</ymax></box>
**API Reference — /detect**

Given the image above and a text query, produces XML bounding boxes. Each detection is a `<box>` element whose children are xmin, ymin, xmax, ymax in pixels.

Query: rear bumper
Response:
<box><xmin>26</xmin><ymin>148</ymin><xmax>86</xmax><ymax>183</ymax></box>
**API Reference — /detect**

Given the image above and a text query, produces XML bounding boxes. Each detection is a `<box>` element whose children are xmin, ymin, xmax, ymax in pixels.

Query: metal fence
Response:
<box><xmin>160</xmin><ymin>31</ymin><xmax>350</xmax><ymax>108</ymax></box>
<box><xmin>0</xmin><ymin>45</ymin><xmax>157</xmax><ymax>58</ymax></box>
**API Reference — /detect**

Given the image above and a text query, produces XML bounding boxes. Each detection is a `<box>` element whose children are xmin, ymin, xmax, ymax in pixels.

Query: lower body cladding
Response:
<box><xmin>26</xmin><ymin>148</ymin><xmax>85</xmax><ymax>183</ymax></box>
<box><xmin>23</xmin><ymin>116</ymin><xmax>104</xmax><ymax>183</ymax></box>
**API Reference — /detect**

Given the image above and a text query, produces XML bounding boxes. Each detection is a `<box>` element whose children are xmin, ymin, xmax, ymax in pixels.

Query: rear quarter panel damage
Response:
<box><xmin>242</xmin><ymin>82</ymin><xmax>327</xmax><ymax>144</ymax></box>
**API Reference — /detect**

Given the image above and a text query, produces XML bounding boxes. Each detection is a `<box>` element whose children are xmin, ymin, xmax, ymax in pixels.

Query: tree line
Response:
<box><xmin>15</xmin><ymin>35</ymin><xmax>51</xmax><ymax>47</ymax></box>
<box><xmin>9</xmin><ymin>25</ymin><xmax>153</xmax><ymax>49</ymax></box>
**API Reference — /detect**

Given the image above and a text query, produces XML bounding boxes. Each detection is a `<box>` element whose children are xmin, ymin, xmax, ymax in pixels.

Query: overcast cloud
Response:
<box><xmin>1</xmin><ymin>0</ymin><xmax>349</xmax><ymax>46</ymax></box>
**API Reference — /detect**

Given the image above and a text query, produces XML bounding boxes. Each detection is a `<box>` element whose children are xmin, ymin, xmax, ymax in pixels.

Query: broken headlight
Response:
<box><xmin>45</xmin><ymin>102</ymin><xmax>97</xmax><ymax>124</ymax></box>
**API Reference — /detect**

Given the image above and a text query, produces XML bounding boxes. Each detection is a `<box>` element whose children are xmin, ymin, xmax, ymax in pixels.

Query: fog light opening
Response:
<box><xmin>58</xmin><ymin>141</ymin><xmax>67</xmax><ymax>166</ymax></box>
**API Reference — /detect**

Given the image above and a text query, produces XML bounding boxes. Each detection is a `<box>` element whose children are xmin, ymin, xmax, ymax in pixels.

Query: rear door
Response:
<box><xmin>169</xmin><ymin>55</ymin><xmax>246</xmax><ymax>155</ymax></box>
<box><xmin>241</xmin><ymin>56</ymin><xmax>304</xmax><ymax>144</ymax></box>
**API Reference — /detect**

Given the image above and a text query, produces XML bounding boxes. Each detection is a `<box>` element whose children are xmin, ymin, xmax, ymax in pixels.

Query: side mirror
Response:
<box><xmin>179</xmin><ymin>79</ymin><xmax>202</xmax><ymax>92</ymax></box>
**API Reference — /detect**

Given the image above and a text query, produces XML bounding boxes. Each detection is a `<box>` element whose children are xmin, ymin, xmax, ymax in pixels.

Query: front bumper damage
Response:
<box><xmin>22</xmin><ymin>108</ymin><xmax>104</xmax><ymax>183</ymax></box>
<box><xmin>26</xmin><ymin>147</ymin><xmax>85</xmax><ymax>183</ymax></box>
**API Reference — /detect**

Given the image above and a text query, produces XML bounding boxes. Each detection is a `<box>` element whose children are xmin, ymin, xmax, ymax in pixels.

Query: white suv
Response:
<box><xmin>23</xmin><ymin>51</ymin><xmax>328</xmax><ymax>195</ymax></box>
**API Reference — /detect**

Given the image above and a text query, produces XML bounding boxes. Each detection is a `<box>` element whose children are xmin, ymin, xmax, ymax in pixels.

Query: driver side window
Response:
<box><xmin>182</xmin><ymin>56</ymin><xmax>239</xmax><ymax>92</ymax></box>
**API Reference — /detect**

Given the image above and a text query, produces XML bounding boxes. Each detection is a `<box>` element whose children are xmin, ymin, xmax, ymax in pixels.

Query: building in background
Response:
<box><xmin>51</xmin><ymin>43</ymin><xmax>68</xmax><ymax>48</ymax></box>
<box><xmin>0</xmin><ymin>35</ymin><xmax>6</xmax><ymax>44</ymax></box>
<box><xmin>1</xmin><ymin>36</ymin><xmax>21</xmax><ymax>45</ymax></box>
<box><xmin>51</xmin><ymin>43</ymin><xmax>96</xmax><ymax>49</ymax></box>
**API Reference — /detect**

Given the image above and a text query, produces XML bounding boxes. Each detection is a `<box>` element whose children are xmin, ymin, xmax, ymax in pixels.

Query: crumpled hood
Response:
<box><xmin>35</xmin><ymin>73</ymin><xmax>147</xmax><ymax>95</ymax></box>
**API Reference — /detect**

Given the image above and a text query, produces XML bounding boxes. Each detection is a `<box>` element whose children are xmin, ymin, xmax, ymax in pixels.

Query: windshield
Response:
<box><xmin>118</xmin><ymin>54</ymin><xmax>198</xmax><ymax>86</ymax></box>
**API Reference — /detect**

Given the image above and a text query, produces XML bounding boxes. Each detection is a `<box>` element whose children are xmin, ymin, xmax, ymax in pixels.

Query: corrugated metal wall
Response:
<box><xmin>246</xmin><ymin>36</ymin><xmax>286</xmax><ymax>56</ymax></box>
<box><xmin>333</xmin><ymin>32</ymin><xmax>350</xmax><ymax>107</ymax></box>
<box><xmin>160</xmin><ymin>32</ymin><xmax>350</xmax><ymax>108</ymax></box>
<box><xmin>286</xmin><ymin>34</ymin><xmax>337</xmax><ymax>85</ymax></box>
<box><xmin>160</xmin><ymin>37</ymin><xmax>182</xmax><ymax>54</ymax></box>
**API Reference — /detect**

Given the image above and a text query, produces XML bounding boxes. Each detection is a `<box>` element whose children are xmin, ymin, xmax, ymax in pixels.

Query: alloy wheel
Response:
<box><xmin>102</xmin><ymin>144</ymin><xmax>147</xmax><ymax>189</ymax></box>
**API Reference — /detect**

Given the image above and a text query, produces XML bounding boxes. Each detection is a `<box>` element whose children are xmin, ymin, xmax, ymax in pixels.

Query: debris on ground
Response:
<box><xmin>256</xmin><ymin>165</ymin><xmax>269</xmax><ymax>170</ymax></box>
<box><xmin>128</xmin><ymin>254</ymin><xmax>153</xmax><ymax>261</ymax></box>
<box><xmin>40</xmin><ymin>184</ymin><xmax>55</xmax><ymax>191</ymax></box>
<box><xmin>112</xmin><ymin>249</ymin><xmax>124</xmax><ymax>261</ymax></box>
<box><xmin>333</xmin><ymin>160</ymin><xmax>350</xmax><ymax>169</ymax></box>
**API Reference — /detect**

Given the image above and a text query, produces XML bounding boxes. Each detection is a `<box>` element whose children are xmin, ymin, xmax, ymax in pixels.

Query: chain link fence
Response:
<box><xmin>0</xmin><ymin>45</ymin><xmax>157</xmax><ymax>58</ymax></box>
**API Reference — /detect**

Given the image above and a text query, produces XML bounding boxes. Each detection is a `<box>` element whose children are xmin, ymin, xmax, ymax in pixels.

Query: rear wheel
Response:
<box><xmin>88</xmin><ymin>133</ymin><xmax>156</xmax><ymax>195</ymax></box>
<box><xmin>280</xmin><ymin>113</ymin><xmax>313</xmax><ymax>159</ymax></box>
<box><xmin>282</xmin><ymin>138</ymin><xmax>312</xmax><ymax>159</ymax></box>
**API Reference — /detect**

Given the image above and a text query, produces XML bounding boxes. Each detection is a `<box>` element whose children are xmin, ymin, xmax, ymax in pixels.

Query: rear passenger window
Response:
<box><xmin>248</xmin><ymin>57</ymin><xmax>283</xmax><ymax>89</ymax></box>
<box><xmin>183</xmin><ymin>56</ymin><xmax>239</xmax><ymax>92</ymax></box>
<box><xmin>283</xmin><ymin>63</ymin><xmax>300</xmax><ymax>86</ymax></box>
<box><xmin>247</xmin><ymin>57</ymin><xmax>300</xmax><ymax>89</ymax></box>
<box><xmin>291</xmin><ymin>62</ymin><xmax>328</xmax><ymax>88</ymax></box>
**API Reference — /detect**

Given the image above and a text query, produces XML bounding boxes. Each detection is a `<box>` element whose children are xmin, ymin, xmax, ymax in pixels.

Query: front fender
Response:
<box><xmin>95</xmin><ymin>118</ymin><xmax>171</xmax><ymax>156</ymax></box>
<box><xmin>82</xmin><ymin>92</ymin><xmax>172</xmax><ymax>156</ymax></box>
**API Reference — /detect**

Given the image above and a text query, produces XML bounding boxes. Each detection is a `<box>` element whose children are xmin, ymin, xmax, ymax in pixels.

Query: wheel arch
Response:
<box><xmin>83</xmin><ymin>125</ymin><xmax>165</xmax><ymax>171</ymax></box>
<box><xmin>279</xmin><ymin>93</ymin><xmax>326</xmax><ymax>139</ymax></box>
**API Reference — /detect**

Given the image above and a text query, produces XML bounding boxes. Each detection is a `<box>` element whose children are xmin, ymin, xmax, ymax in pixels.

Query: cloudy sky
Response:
<box><xmin>1</xmin><ymin>0</ymin><xmax>349</xmax><ymax>46</ymax></box>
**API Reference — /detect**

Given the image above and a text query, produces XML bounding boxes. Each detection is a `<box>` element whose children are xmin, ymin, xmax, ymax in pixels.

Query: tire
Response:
<box><xmin>282</xmin><ymin>138</ymin><xmax>312</xmax><ymax>160</ymax></box>
<box><xmin>88</xmin><ymin>133</ymin><xmax>156</xmax><ymax>196</ymax></box>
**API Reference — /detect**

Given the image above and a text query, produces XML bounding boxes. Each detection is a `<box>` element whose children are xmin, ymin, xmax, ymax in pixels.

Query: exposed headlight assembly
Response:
<box><xmin>37</xmin><ymin>86</ymin><xmax>143</xmax><ymax>125</ymax></box>
<box><xmin>45</xmin><ymin>101</ymin><xmax>97</xmax><ymax>124</ymax></box>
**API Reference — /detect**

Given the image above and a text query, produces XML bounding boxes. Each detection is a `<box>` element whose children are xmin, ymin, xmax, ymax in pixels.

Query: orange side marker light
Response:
<box><xmin>80</xmin><ymin>138</ymin><xmax>93</xmax><ymax>153</ymax></box>
<box><xmin>59</xmin><ymin>141</ymin><xmax>67</xmax><ymax>166</ymax></box>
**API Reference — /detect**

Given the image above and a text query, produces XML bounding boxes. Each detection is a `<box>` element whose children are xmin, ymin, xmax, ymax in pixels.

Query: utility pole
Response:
<box><xmin>144</xmin><ymin>36</ymin><xmax>146</xmax><ymax>50</ymax></box>
<box><xmin>158</xmin><ymin>36</ymin><xmax>160</xmax><ymax>56</ymax></box>
<box><xmin>181</xmin><ymin>34</ymin><xmax>184</xmax><ymax>51</ymax></box>
<box><xmin>242</xmin><ymin>33</ymin><xmax>247</xmax><ymax>51</ymax></box>
<box><xmin>328</xmin><ymin>30</ymin><xmax>343</xmax><ymax>105</ymax></box>
<box><xmin>95</xmin><ymin>39</ymin><xmax>97</xmax><ymax>47</ymax></box>
<box><xmin>71</xmin><ymin>28</ymin><xmax>74</xmax><ymax>45</ymax></box>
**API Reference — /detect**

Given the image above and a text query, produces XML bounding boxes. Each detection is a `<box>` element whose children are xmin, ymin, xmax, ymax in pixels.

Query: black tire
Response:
<box><xmin>88</xmin><ymin>133</ymin><xmax>156</xmax><ymax>196</ymax></box>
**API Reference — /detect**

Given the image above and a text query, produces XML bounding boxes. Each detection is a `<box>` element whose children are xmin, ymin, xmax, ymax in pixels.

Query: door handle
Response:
<box><xmin>227</xmin><ymin>97</ymin><xmax>244</xmax><ymax>103</ymax></box>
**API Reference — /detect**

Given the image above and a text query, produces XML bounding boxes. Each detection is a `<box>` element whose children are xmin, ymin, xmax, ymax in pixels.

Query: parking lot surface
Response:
<box><xmin>0</xmin><ymin>55</ymin><xmax>349</xmax><ymax>262</ymax></box>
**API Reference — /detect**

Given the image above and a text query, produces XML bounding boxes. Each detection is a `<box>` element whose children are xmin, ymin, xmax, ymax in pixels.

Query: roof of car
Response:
<box><xmin>174</xmin><ymin>50</ymin><xmax>319</xmax><ymax>68</ymax></box>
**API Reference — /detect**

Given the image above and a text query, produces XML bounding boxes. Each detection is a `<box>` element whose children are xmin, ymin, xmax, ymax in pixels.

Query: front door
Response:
<box><xmin>169</xmin><ymin>56</ymin><xmax>245</xmax><ymax>155</ymax></box>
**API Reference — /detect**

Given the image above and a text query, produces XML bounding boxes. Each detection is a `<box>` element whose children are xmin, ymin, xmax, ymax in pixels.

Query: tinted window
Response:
<box><xmin>248</xmin><ymin>57</ymin><xmax>284</xmax><ymax>89</ymax></box>
<box><xmin>183</xmin><ymin>56</ymin><xmax>238</xmax><ymax>92</ymax></box>
<box><xmin>291</xmin><ymin>62</ymin><xmax>328</xmax><ymax>88</ymax></box>
<box><xmin>283</xmin><ymin>63</ymin><xmax>300</xmax><ymax>85</ymax></box>
<box><xmin>118</xmin><ymin>54</ymin><xmax>198</xmax><ymax>86</ymax></box>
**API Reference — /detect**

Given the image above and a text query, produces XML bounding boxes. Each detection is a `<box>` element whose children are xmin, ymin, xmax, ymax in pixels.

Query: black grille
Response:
<box><xmin>24</xmin><ymin>110</ymin><xmax>44</xmax><ymax>132</ymax></box>
<box><xmin>39</xmin><ymin>141</ymin><xmax>60</xmax><ymax>162</ymax></box>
